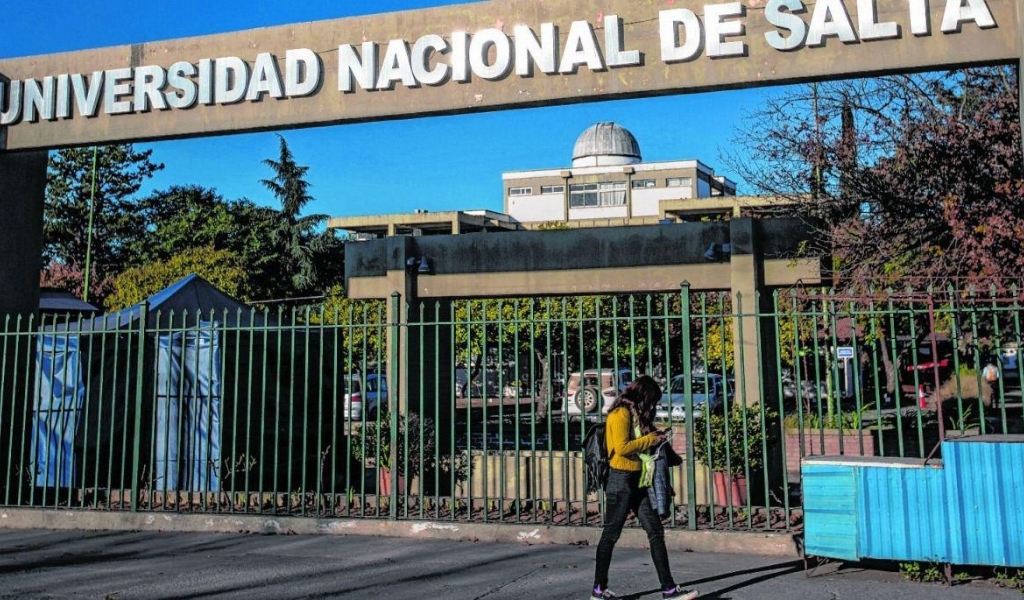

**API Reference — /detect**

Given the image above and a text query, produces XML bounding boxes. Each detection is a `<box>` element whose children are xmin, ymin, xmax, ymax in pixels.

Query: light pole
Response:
<box><xmin>82</xmin><ymin>146</ymin><xmax>98</xmax><ymax>303</ymax></box>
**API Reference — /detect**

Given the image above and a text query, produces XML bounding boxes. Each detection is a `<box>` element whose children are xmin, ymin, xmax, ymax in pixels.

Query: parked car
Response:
<box><xmin>342</xmin><ymin>373</ymin><xmax>389</xmax><ymax>420</ymax></box>
<box><xmin>342</xmin><ymin>375</ymin><xmax>364</xmax><ymax>421</ymax></box>
<box><xmin>657</xmin><ymin>373</ymin><xmax>731</xmax><ymax>421</ymax></box>
<box><xmin>565</xmin><ymin>368</ymin><xmax>633</xmax><ymax>416</ymax></box>
<box><xmin>363</xmin><ymin>373</ymin><xmax>389</xmax><ymax>416</ymax></box>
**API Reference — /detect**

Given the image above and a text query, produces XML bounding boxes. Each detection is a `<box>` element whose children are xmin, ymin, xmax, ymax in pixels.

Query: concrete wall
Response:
<box><xmin>345</xmin><ymin>218</ymin><xmax>821</xmax><ymax>409</ymax></box>
<box><xmin>463</xmin><ymin>450</ymin><xmax>716</xmax><ymax>506</ymax></box>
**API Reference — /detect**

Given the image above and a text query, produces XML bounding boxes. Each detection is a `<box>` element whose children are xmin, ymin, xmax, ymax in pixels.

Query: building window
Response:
<box><xmin>508</xmin><ymin>186</ymin><xmax>533</xmax><ymax>196</ymax></box>
<box><xmin>569</xmin><ymin>183</ymin><xmax>598</xmax><ymax>207</ymax></box>
<box><xmin>599</xmin><ymin>181</ymin><xmax>626</xmax><ymax>206</ymax></box>
<box><xmin>540</xmin><ymin>185</ymin><xmax>565</xmax><ymax>194</ymax></box>
<box><xmin>569</xmin><ymin>182</ymin><xmax>626</xmax><ymax>207</ymax></box>
<box><xmin>632</xmin><ymin>179</ymin><xmax>656</xmax><ymax>189</ymax></box>
<box><xmin>666</xmin><ymin>177</ymin><xmax>692</xmax><ymax>188</ymax></box>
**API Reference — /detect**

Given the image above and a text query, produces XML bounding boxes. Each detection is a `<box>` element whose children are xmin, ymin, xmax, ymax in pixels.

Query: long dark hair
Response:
<box><xmin>609</xmin><ymin>375</ymin><xmax>661</xmax><ymax>434</ymax></box>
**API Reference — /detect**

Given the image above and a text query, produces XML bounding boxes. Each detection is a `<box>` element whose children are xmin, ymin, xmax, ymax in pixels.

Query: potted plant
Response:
<box><xmin>350</xmin><ymin>411</ymin><xmax>435</xmax><ymax>496</ymax></box>
<box><xmin>692</xmin><ymin>403</ymin><xmax>775</xmax><ymax>506</ymax></box>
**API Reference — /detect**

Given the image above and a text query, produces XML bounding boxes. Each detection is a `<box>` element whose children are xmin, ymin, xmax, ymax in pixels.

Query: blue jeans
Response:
<box><xmin>594</xmin><ymin>468</ymin><xmax>675</xmax><ymax>590</ymax></box>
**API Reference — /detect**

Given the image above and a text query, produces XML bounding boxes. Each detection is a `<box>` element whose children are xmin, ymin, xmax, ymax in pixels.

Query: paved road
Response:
<box><xmin>0</xmin><ymin>529</ymin><xmax>1018</xmax><ymax>599</ymax></box>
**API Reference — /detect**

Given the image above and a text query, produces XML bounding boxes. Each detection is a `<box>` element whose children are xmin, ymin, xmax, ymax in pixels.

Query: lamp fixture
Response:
<box><xmin>702</xmin><ymin>242</ymin><xmax>732</xmax><ymax>262</ymax></box>
<box><xmin>405</xmin><ymin>255</ymin><xmax>434</xmax><ymax>275</ymax></box>
<box><xmin>417</xmin><ymin>256</ymin><xmax>433</xmax><ymax>275</ymax></box>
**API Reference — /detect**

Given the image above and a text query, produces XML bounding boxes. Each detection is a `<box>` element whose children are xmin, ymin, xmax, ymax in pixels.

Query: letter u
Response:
<box><xmin>0</xmin><ymin>79</ymin><xmax>23</xmax><ymax>126</ymax></box>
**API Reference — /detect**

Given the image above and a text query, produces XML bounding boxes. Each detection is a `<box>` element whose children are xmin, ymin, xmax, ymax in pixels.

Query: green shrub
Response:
<box><xmin>350</xmin><ymin>411</ymin><xmax>435</xmax><ymax>477</ymax></box>
<box><xmin>783</xmin><ymin>404</ymin><xmax>873</xmax><ymax>431</ymax></box>
<box><xmin>693</xmin><ymin>403</ymin><xmax>776</xmax><ymax>475</ymax></box>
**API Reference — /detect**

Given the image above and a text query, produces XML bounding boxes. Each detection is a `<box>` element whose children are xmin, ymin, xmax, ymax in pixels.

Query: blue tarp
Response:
<box><xmin>31</xmin><ymin>335</ymin><xmax>85</xmax><ymax>487</ymax></box>
<box><xmin>154</xmin><ymin>325</ymin><xmax>221</xmax><ymax>492</ymax></box>
<box><xmin>31</xmin><ymin>275</ymin><xmax>251</xmax><ymax>492</ymax></box>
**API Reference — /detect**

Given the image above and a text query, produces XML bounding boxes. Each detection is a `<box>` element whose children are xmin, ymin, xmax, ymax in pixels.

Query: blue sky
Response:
<box><xmin>3</xmin><ymin>0</ymin><xmax>773</xmax><ymax>218</ymax></box>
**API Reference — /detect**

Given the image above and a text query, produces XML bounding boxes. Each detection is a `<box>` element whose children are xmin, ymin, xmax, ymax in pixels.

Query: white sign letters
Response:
<box><xmin>0</xmin><ymin>0</ymin><xmax>1000</xmax><ymax>128</ymax></box>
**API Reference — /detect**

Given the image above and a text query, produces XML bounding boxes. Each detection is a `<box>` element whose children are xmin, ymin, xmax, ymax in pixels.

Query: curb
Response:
<box><xmin>0</xmin><ymin>507</ymin><xmax>800</xmax><ymax>557</ymax></box>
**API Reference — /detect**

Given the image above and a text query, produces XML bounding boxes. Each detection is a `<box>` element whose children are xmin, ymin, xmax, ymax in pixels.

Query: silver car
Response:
<box><xmin>657</xmin><ymin>374</ymin><xmax>731</xmax><ymax>421</ymax></box>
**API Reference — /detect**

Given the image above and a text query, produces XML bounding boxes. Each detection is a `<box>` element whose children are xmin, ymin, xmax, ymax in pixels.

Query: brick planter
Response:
<box><xmin>784</xmin><ymin>428</ymin><xmax>877</xmax><ymax>479</ymax></box>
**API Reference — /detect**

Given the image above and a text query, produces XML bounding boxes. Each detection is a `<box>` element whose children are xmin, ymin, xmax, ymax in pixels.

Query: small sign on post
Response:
<box><xmin>836</xmin><ymin>346</ymin><xmax>855</xmax><ymax>360</ymax></box>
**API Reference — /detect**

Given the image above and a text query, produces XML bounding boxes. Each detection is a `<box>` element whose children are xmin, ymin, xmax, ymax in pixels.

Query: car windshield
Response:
<box><xmin>345</xmin><ymin>379</ymin><xmax>362</xmax><ymax>394</ymax></box>
<box><xmin>670</xmin><ymin>377</ymin><xmax>711</xmax><ymax>395</ymax></box>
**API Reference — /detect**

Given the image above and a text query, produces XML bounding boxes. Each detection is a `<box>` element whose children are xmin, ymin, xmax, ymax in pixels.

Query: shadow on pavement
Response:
<box><xmin>618</xmin><ymin>560</ymin><xmax>805</xmax><ymax>599</ymax></box>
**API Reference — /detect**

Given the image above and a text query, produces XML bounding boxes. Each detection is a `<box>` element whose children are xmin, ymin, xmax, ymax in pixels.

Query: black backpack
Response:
<box><xmin>583</xmin><ymin>423</ymin><xmax>613</xmax><ymax>493</ymax></box>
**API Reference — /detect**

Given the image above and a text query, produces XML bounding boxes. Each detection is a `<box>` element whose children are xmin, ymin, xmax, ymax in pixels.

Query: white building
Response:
<box><xmin>503</xmin><ymin>122</ymin><xmax>744</xmax><ymax>227</ymax></box>
<box><xmin>330</xmin><ymin>122</ymin><xmax>792</xmax><ymax>238</ymax></box>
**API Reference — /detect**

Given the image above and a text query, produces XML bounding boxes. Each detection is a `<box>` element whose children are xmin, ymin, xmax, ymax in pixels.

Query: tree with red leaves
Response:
<box><xmin>727</xmin><ymin>67</ymin><xmax>1024</xmax><ymax>292</ymax></box>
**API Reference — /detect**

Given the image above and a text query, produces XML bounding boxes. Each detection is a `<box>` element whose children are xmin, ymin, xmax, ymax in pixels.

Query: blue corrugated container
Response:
<box><xmin>803</xmin><ymin>435</ymin><xmax>1024</xmax><ymax>567</ymax></box>
<box><xmin>944</xmin><ymin>436</ymin><xmax>1024</xmax><ymax>566</ymax></box>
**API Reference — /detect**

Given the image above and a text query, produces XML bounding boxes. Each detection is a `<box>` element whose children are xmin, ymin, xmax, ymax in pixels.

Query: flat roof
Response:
<box><xmin>328</xmin><ymin>210</ymin><xmax>522</xmax><ymax>237</ymax></box>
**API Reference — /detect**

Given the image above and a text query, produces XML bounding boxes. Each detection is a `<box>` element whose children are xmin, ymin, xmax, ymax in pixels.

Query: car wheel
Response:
<box><xmin>575</xmin><ymin>387</ymin><xmax>601</xmax><ymax>413</ymax></box>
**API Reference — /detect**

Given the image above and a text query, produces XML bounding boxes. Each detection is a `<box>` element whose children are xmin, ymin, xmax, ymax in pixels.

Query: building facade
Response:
<box><xmin>329</xmin><ymin>121</ymin><xmax>794</xmax><ymax>238</ymax></box>
<box><xmin>503</xmin><ymin>122</ymin><xmax>741</xmax><ymax>228</ymax></box>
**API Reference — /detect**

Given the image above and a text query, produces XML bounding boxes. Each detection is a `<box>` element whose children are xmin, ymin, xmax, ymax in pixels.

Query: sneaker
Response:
<box><xmin>590</xmin><ymin>587</ymin><xmax>620</xmax><ymax>600</ymax></box>
<box><xmin>662</xmin><ymin>585</ymin><xmax>699</xmax><ymax>600</ymax></box>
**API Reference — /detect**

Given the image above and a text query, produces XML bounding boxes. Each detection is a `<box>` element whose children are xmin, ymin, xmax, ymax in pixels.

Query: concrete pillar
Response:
<box><xmin>381</xmin><ymin>237</ymin><xmax>454</xmax><ymax>494</ymax></box>
<box><xmin>728</xmin><ymin>218</ymin><xmax>778</xmax><ymax>409</ymax></box>
<box><xmin>0</xmin><ymin>149</ymin><xmax>46</xmax><ymax>502</ymax></box>
<box><xmin>0</xmin><ymin>150</ymin><xmax>47</xmax><ymax>316</ymax></box>
<box><xmin>383</xmin><ymin>237</ymin><xmax>415</xmax><ymax>418</ymax></box>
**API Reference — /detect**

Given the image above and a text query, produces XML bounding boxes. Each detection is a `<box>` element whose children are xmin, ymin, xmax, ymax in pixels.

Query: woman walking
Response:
<box><xmin>591</xmin><ymin>375</ymin><xmax>698</xmax><ymax>600</ymax></box>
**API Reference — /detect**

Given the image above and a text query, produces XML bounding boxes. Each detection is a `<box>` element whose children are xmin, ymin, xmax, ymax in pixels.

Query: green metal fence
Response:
<box><xmin>1</xmin><ymin>286</ymin><xmax>1021</xmax><ymax>533</ymax></box>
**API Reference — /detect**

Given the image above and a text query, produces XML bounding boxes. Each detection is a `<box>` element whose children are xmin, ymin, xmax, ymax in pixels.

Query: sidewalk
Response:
<box><xmin>0</xmin><ymin>528</ymin><xmax>1017</xmax><ymax>599</ymax></box>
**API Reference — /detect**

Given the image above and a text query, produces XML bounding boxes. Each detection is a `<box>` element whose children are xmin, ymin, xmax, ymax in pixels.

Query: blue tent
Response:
<box><xmin>32</xmin><ymin>275</ymin><xmax>264</xmax><ymax>493</ymax></box>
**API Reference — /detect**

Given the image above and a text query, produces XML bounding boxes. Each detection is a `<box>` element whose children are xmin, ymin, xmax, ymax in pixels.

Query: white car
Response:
<box><xmin>657</xmin><ymin>374</ymin><xmax>731</xmax><ymax>421</ymax></box>
<box><xmin>341</xmin><ymin>376</ymin><xmax>364</xmax><ymax>420</ymax></box>
<box><xmin>564</xmin><ymin>368</ymin><xmax>633</xmax><ymax>416</ymax></box>
<box><xmin>341</xmin><ymin>373</ymin><xmax>389</xmax><ymax>420</ymax></box>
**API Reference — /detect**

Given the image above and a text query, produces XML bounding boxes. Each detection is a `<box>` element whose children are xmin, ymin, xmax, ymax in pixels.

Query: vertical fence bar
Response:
<box><xmin>1</xmin><ymin>315</ymin><xmax>11</xmax><ymax>505</ymax></box>
<box><xmin>21</xmin><ymin>313</ymin><xmax>35</xmax><ymax>506</ymax></box>
<box><xmin>735</xmin><ymin>291</ymin><xmax>751</xmax><ymax>528</ymax></box>
<box><xmin>988</xmin><ymin>287</ymin><xmax>1009</xmax><ymax>434</ymax></box>
<box><xmin>389</xmin><ymin>292</ymin><xmax>401</xmax><ymax>519</ymax></box>
<box><xmin>866</xmin><ymin>294</ymin><xmax>886</xmax><ymax>456</ymax></box>
<box><xmin>771</xmin><ymin>290</ymin><xmax>792</xmax><ymax>524</ymax></box>
<box><xmin>680</xmin><ymin>283</ymin><xmax>696</xmax><ymax>530</ymax></box>
<box><xmin>229</xmin><ymin>309</ymin><xmax>242</xmax><ymax>513</ymax></box>
<box><xmin>130</xmin><ymin>304</ymin><xmax>148</xmax><ymax>512</ymax></box>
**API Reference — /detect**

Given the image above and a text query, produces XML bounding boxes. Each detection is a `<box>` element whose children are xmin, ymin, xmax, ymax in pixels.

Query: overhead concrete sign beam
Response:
<box><xmin>0</xmin><ymin>0</ymin><xmax>1017</xmax><ymax>151</ymax></box>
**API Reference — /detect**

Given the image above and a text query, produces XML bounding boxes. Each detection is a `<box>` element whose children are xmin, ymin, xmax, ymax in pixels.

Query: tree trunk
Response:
<box><xmin>534</xmin><ymin>349</ymin><xmax>551</xmax><ymax>414</ymax></box>
<box><xmin>878</xmin><ymin>329</ymin><xmax>897</xmax><ymax>395</ymax></box>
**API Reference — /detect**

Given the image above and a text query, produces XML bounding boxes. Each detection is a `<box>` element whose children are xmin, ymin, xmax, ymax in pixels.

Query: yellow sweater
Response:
<box><xmin>605</xmin><ymin>406</ymin><xmax>659</xmax><ymax>472</ymax></box>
